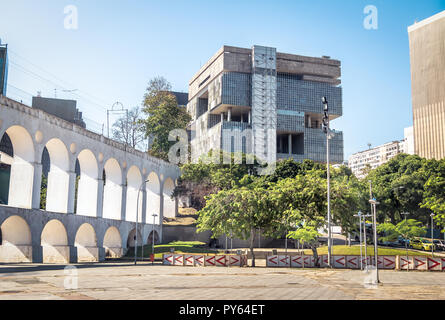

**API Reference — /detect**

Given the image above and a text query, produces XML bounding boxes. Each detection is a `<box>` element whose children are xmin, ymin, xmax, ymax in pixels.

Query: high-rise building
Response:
<box><xmin>187</xmin><ymin>45</ymin><xmax>343</xmax><ymax>164</ymax></box>
<box><xmin>348</xmin><ymin>127</ymin><xmax>414</xmax><ymax>179</ymax></box>
<box><xmin>409</xmin><ymin>11</ymin><xmax>445</xmax><ymax>160</ymax></box>
<box><xmin>0</xmin><ymin>41</ymin><xmax>8</xmax><ymax>96</ymax></box>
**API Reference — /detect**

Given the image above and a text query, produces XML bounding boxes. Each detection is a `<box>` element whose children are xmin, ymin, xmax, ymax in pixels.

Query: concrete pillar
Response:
<box><xmin>96</xmin><ymin>178</ymin><xmax>104</xmax><ymax>218</ymax></box>
<box><xmin>32</xmin><ymin>245</ymin><xmax>43</xmax><ymax>263</ymax></box>
<box><xmin>67</xmin><ymin>171</ymin><xmax>77</xmax><ymax>214</ymax></box>
<box><xmin>288</xmin><ymin>134</ymin><xmax>292</xmax><ymax>155</ymax></box>
<box><xmin>121</xmin><ymin>184</ymin><xmax>127</xmax><ymax>221</ymax></box>
<box><xmin>228</xmin><ymin>107</ymin><xmax>232</xmax><ymax>122</ymax></box>
<box><xmin>248</xmin><ymin>111</ymin><xmax>251</xmax><ymax>124</ymax></box>
<box><xmin>141</xmin><ymin>181</ymin><xmax>147</xmax><ymax>225</ymax></box>
<box><xmin>308</xmin><ymin>115</ymin><xmax>312</xmax><ymax>128</ymax></box>
<box><xmin>31</xmin><ymin>162</ymin><xmax>43</xmax><ymax>209</ymax></box>
<box><xmin>220</xmin><ymin>113</ymin><xmax>224</xmax><ymax>123</ymax></box>
<box><xmin>69</xmin><ymin>245</ymin><xmax>78</xmax><ymax>263</ymax></box>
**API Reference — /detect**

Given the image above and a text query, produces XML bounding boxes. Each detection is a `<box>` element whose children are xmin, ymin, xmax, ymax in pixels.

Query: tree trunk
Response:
<box><xmin>250</xmin><ymin>228</ymin><xmax>256</xmax><ymax>267</ymax></box>
<box><xmin>311</xmin><ymin>244</ymin><xmax>320</xmax><ymax>267</ymax></box>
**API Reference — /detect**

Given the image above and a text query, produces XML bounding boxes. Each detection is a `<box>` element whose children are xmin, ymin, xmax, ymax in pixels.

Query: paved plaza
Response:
<box><xmin>0</xmin><ymin>262</ymin><xmax>444</xmax><ymax>300</ymax></box>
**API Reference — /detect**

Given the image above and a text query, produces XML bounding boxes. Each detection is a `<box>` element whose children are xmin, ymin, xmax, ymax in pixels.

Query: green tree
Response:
<box><xmin>40</xmin><ymin>173</ymin><xmax>47</xmax><ymax>210</ymax></box>
<box><xmin>196</xmin><ymin>184</ymin><xmax>280</xmax><ymax>267</ymax></box>
<box><xmin>421</xmin><ymin>159</ymin><xmax>445</xmax><ymax>226</ymax></box>
<box><xmin>140</xmin><ymin>76</ymin><xmax>191</xmax><ymax>161</ymax></box>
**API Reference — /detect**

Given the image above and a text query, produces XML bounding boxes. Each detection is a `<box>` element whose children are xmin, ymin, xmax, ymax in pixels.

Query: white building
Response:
<box><xmin>348</xmin><ymin>127</ymin><xmax>415</xmax><ymax>179</ymax></box>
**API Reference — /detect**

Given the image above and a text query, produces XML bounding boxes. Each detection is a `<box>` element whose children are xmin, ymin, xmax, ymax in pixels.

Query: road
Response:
<box><xmin>0</xmin><ymin>262</ymin><xmax>445</xmax><ymax>300</ymax></box>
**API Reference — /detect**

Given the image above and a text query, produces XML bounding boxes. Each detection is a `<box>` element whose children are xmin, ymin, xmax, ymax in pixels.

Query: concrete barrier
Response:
<box><xmin>229</xmin><ymin>255</ymin><xmax>241</xmax><ymax>267</ymax></box>
<box><xmin>266</xmin><ymin>255</ymin><xmax>278</xmax><ymax>267</ymax></box>
<box><xmin>346</xmin><ymin>255</ymin><xmax>360</xmax><ymax>269</ymax></box>
<box><xmin>381</xmin><ymin>256</ymin><xmax>396</xmax><ymax>269</ymax></box>
<box><xmin>173</xmin><ymin>254</ymin><xmax>184</xmax><ymax>266</ymax></box>
<box><xmin>427</xmin><ymin>257</ymin><xmax>441</xmax><ymax>271</ymax></box>
<box><xmin>333</xmin><ymin>256</ymin><xmax>346</xmax><ymax>268</ymax></box>
<box><xmin>215</xmin><ymin>255</ymin><xmax>227</xmax><ymax>267</ymax></box>
<box><xmin>278</xmin><ymin>255</ymin><xmax>290</xmax><ymax>267</ymax></box>
<box><xmin>291</xmin><ymin>255</ymin><xmax>303</xmax><ymax>268</ymax></box>
<box><xmin>184</xmin><ymin>254</ymin><xmax>194</xmax><ymax>266</ymax></box>
<box><xmin>399</xmin><ymin>256</ymin><xmax>414</xmax><ymax>270</ymax></box>
<box><xmin>194</xmin><ymin>255</ymin><xmax>204</xmax><ymax>267</ymax></box>
<box><xmin>163</xmin><ymin>254</ymin><xmax>173</xmax><ymax>265</ymax></box>
<box><xmin>413</xmin><ymin>256</ymin><xmax>427</xmax><ymax>271</ymax></box>
<box><xmin>204</xmin><ymin>255</ymin><xmax>215</xmax><ymax>266</ymax></box>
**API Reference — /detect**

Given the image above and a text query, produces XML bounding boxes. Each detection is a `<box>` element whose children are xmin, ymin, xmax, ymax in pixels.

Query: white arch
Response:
<box><xmin>0</xmin><ymin>216</ymin><xmax>32</xmax><ymax>262</ymax></box>
<box><xmin>75</xmin><ymin>223</ymin><xmax>97</xmax><ymax>247</ymax></box>
<box><xmin>125</xmin><ymin>165</ymin><xmax>142</xmax><ymax>223</ymax></box>
<box><xmin>102</xmin><ymin>159</ymin><xmax>122</xmax><ymax>220</ymax></box>
<box><xmin>147</xmin><ymin>230</ymin><xmax>159</xmax><ymax>245</ymax></box>
<box><xmin>41</xmin><ymin>219</ymin><xmax>69</xmax><ymax>263</ymax></box>
<box><xmin>75</xmin><ymin>223</ymin><xmax>98</xmax><ymax>262</ymax></box>
<box><xmin>45</xmin><ymin>139</ymin><xmax>70</xmax><ymax>213</ymax></box>
<box><xmin>146</xmin><ymin>172</ymin><xmax>161</xmax><ymax>224</ymax></box>
<box><xmin>4</xmin><ymin>126</ymin><xmax>35</xmax><ymax>208</ymax></box>
<box><xmin>163</xmin><ymin>177</ymin><xmax>176</xmax><ymax>219</ymax></box>
<box><xmin>103</xmin><ymin>226</ymin><xmax>123</xmax><ymax>258</ymax></box>
<box><xmin>76</xmin><ymin>149</ymin><xmax>98</xmax><ymax>217</ymax></box>
<box><xmin>127</xmin><ymin>228</ymin><xmax>143</xmax><ymax>248</ymax></box>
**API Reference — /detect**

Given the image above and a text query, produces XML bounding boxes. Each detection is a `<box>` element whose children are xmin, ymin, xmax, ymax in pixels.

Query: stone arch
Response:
<box><xmin>103</xmin><ymin>158</ymin><xmax>122</xmax><ymax>220</ymax></box>
<box><xmin>44</xmin><ymin>139</ymin><xmax>70</xmax><ymax>213</ymax></box>
<box><xmin>75</xmin><ymin>223</ymin><xmax>98</xmax><ymax>262</ymax></box>
<box><xmin>146</xmin><ymin>172</ymin><xmax>160</xmax><ymax>224</ymax></box>
<box><xmin>125</xmin><ymin>165</ymin><xmax>142</xmax><ymax>223</ymax></box>
<box><xmin>41</xmin><ymin>219</ymin><xmax>69</xmax><ymax>263</ymax></box>
<box><xmin>163</xmin><ymin>177</ymin><xmax>176</xmax><ymax>219</ymax></box>
<box><xmin>147</xmin><ymin>230</ymin><xmax>159</xmax><ymax>245</ymax></box>
<box><xmin>75</xmin><ymin>149</ymin><xmax>98</xmax><ymax>217</ymax></box>
<box><xmin>126</xmin><ymin>228</ymin><xmax>142</xmax><ymax>248</ymax></box>
<box><xmin>2</xmin><ymin>126</ymin><xmax>35</xmax><ymax>208</ymax></box>
<box><xmin>103</xmin><ymin>226</ymin><xmax>123</xmax><ymax>258</ymax></box>
<box><xmin>0</xmin><ymin>215</ymin><xmax>32</xmax><ymax>262</ymax></box>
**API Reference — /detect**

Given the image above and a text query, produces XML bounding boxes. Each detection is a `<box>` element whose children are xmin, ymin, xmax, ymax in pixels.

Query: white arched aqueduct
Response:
<box><xmin>0</xmin><ymin>97</ymin><xmax>179</xmax><ymax>263</ymax></box>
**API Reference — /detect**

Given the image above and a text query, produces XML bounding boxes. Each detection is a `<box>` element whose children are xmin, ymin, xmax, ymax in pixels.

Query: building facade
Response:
<box><xmin>409</xmin><ymin>11</ymin><xmax>445</xmax><ymax>160</ymax></box>
<box><xmin>0</xmin><ymin>42</ymin><xmax>8</xmax><ymax>96</ymax></box>
<box><xmin>186</xmin><ymin>45</ymin><xmax>344</xmax><ymax>164</ymax></box>
<box><xmin>348</xmin><ymin>127</ymin><xmax>414</xmax><ymax>179</ymax></box>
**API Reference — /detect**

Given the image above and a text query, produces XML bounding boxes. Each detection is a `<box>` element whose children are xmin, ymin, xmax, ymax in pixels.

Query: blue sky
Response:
<box><xmin>1</xmin><ymin>0</ymin><xmax>444</xmax><ymax>158</ymax></box>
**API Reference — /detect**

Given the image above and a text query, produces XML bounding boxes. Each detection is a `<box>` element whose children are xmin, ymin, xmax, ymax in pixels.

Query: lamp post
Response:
<box><xmin>369</xmin><ymin>198</ymin><xmax>380</xmax><ymax>283</ymax></box>
<box><xmin>322</xmin><ymin>96</ymin><xmax>334</xmax><ymax>268</ymax></box>
<box><xmin>401</xmin><ymin>212</ymin><xmax>410</xmax><ymax>272</ymax></box>
<box><xmin>362</xmin><ymin>213</ymin><xmax>372</xmax><ymax>268</ymax></box>
<box><xmin>134</xmin><ymin>179</ymin><xmax>149</xmax><ymax>265</ymax></box>
<box><xmin>152</xmin><ymin>213</ymin><xmax>158</xmax><ymax>264</ymax></box>
<box><xmin>431</xmin><ymin>213</ymin><xmax>435</xmax><ymax>257</ymax></box>
<box><xmin>354</xmin><ymin>211</ymin><xmax>363</xmax><ymax>270</ymax></box>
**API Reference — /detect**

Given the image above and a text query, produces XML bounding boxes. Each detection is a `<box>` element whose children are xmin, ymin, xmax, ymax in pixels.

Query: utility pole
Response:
<box><xmin>401</xmin><ymin>212</ymin><xmax>410</xmax><ymax>272</ymax></box>
<box><xmin>134</xmin><ymin>179</ymin><xmax>149</xmax><ymax>265</ymax></box>
<box><xmin>354</xmin><ymin>211</ymin><xmax>363</xmax><ymax>270</ymax></box>
<box><xmin>369</xmin><ymin>198</ymin><xmax>380</xmax><ymax>284</ymax></box>
<box><xmin>322</xmin><ymin>97</ymin><xmax>334</xmax><ymax>268</ymax></box>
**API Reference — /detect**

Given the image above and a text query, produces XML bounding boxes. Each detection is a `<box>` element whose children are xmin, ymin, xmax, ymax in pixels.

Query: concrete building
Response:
<box><xmin>32</xmin><ymin>96</ymin><xmax>86</xmax><ymax>128</ymax></box>
<box><xmin>0</xmin><ymin>96</ymin><xmax>180</xmax><ymax>263</ymax></box>
<box><xmin>409</xmin><ymin>11</ymin><xmax>445</xmax><ymax>160</ymax></box>
<box><xmin>0</xmin><ymin>41</ymin><xmax>8</xmax><ymax>96</ymax></box>
<box><xmin>348</xmin><ymin>127</ymin><xmax>414</xmax><ymax>179</ymax></box>
<box><xmin>186</xmin><ymin>45</ymin><xmax>344</xmax><ymax>164</ymax></box>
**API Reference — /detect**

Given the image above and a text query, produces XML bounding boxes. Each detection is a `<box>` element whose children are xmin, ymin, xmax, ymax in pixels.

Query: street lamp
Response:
<box><xmin>322</xmin><ymin>96</ymin><xmax>334</xmax><ymax>268</ymax></box>
<box><xmin>362</xmin><ymin>213</ymin><xmax>372</xmax><ymax>268</ymax></box>
<box><xmin>431</xmin><ymin>213</ymin><xmax>435</xmax><ymax>257</ymax></box>
<box><xmin>401</xmin><ymin>212</ymin><xmax>410</xmax><ymax>272</ymax></box>
<box><xmin>152</xmin><ymin>213</ymin><xmax>158</xmax><ymax>264</ymax></box>
<box><xmin>369</xmin><ymin>198</ymin><xmax>380</xmax><ymax>283</ymax></box>
<box><xmin>134</xmin><ymin>178</ymin><xmax>149</xmax><ymax>265</ymax></box>
<box><xmin>353</xmin><ymin>211</ymin><xmax>363</xmax><ymax>270</ymax></box>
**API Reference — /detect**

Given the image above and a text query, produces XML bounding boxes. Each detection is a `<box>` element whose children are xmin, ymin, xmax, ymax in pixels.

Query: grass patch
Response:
<box><xmin>125</xmin><ymin>241</ymin><xmax>222</xmax><ymax>259</ymax></box>
<box><xmin>303</xmin><ymin>245</ymin><xmax>433</xmax><ymax>256</ymax></box>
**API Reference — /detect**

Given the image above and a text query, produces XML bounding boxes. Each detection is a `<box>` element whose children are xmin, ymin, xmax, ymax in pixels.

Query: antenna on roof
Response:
<box><xmin>367</xmin><ymin>143</ymin><xmax>372</xmax><ymax>150</ymax></box>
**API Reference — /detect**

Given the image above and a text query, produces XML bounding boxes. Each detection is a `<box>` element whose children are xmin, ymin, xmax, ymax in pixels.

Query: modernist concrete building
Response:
<box><xmin>187</xmin><ymin>45</ymin><xmax>343</xmax><ymax>164</ymax></box>
<box><xmin>348</xmin><ymin>127</ymin><xmax>414</xmax><ymax>179</ymax></box>
<box><xmin>409</xmin><ymin>10</ymin><xmax>445</xmax><ymax>160</ymax></box>
<box><xmin>0</xmin><ymin>96</ymin><xmax>180</xmax><ymax>263</ymax></box>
